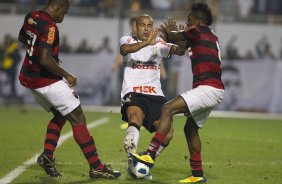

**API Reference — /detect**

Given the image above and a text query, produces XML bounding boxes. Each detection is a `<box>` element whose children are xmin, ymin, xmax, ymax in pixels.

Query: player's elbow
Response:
<box><xmin>120</xmin><ymin>45</ymin><xmax>127</xmax><ymax>56</ymax></box>
<box><xmin>18</xmin><ymin>35</ymin><xmax>26</xmax><ymax>46</ymax></box>
<box><xmin>178</xmin><ymin>48</ymin><xmax>186</xmax><ymax>56</ymax></box>
<box><xmin>175</xmin><ymin>48</ymin><xmax>186</xmax><ymax>56</ymax></box>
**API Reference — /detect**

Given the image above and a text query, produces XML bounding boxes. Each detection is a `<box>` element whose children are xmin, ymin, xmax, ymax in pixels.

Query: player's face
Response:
<box><xmin>136</xmin><ymin>17</ymin><xmax>153</xmax><ymax>41</ymax></box>
<box><xmin>54</xmin><ymin>5</ymin><xmax>69</xmax><ymax>23</ymax></box>
<box><xmin>186</xmin><ymin>13</ymin><xmax>200</xmax><ymax>28</ymax></box>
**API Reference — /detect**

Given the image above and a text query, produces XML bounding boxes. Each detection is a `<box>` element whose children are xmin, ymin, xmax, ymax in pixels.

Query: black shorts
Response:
<box><xmin>121</xmin><ymin>92</ymin><xmax>167</xmax><ymax>133</ymax></box>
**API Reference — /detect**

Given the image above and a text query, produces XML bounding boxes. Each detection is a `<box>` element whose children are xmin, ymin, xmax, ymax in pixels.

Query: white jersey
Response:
<box><xmin>120</xmin><ymin>36</ymin><xmax>173</xmax><ymax>98</ymax></box>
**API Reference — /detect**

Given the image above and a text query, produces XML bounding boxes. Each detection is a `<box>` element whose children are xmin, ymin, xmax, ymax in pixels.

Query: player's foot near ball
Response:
<box><xmin>179</xmin><ymin>175</ymin><xmax>207</xmax><ymax>183</ymax></box>
<box><xmin>130</xmin><ymin>152</ymin><xmax>155</xmax><ymax>168</ymax></box>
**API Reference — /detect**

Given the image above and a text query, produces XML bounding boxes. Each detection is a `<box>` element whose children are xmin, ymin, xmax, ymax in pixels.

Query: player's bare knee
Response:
<box><xmin>161</xmin><ymin>103</ymin><xmax>174</xmax><ymax>117</ymax></box>
<box><xmin>127</xmin><ymin>109</ymin><xmax>143</xmax><ymax>126</ymax></box>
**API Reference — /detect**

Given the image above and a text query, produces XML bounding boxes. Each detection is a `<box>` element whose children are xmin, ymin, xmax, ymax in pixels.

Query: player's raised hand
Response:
<box><xmin>161</xmin><ymin>17</ymin><xmax>177</xmax><ymax>34</ymax></box>
<box><xmin>64</xmin><ymin>73</ymin><xmax>77</xmax><ymax>87</ymax></box>
<box><xmin>146</xmin><ymin>29</ymin><xmax>160</xmax><ymax>45</ymax></box>
<box><xmin>177</xmin><ymin>24</ymin><xmax>185</xmax><ymax>31</ymax></box>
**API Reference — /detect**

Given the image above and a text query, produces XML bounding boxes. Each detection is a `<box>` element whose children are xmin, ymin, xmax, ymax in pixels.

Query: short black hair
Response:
<box><xmin>48</xmin><ymin>0</ymin><xmax>69</xmax><ymax>8</ymax></box>
<box><xmin>191</xmin><ymin>3</ymin><xmax>213</xmax><ymax>26</ymax></box>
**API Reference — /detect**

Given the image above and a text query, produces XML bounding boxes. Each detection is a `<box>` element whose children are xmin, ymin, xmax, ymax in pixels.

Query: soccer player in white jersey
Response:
<box><xmin>119</xmin><ymin>14</ymin><xmax>186</xmax><ymax>178</ymax></box>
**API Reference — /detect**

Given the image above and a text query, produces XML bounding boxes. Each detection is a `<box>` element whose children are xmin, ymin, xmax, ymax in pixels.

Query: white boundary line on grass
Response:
<box><xmin>0</xmin><ymin>117</ymin><xmax>110</xmax><ymax>184</ymax></box>
<box><xmin>18</xmin><ymin>105</ymin><xmax>282</xmax><ymax>120</ymax></box>
<box><xmin>82</xmin><ymin>105</ymin><xmax>282</xmax><ymax>121</ymax></box>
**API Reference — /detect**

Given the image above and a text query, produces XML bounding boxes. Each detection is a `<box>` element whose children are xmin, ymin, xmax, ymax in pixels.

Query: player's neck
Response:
<box><xmin>41</xmin><ymin>7</ymin><xmax>56</xmax><ymax>22</ymax></box>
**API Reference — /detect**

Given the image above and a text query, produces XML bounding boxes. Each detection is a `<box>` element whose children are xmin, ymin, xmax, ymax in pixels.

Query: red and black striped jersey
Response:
<box><xmin>183</xmin><ymin>25</ymin><xmax>224</xmax><ymax>89</ymax></box>
<box><xmin>18</xmin><ymin>10</ymin><xmax>61</xmax><ymax>89</ymax></box>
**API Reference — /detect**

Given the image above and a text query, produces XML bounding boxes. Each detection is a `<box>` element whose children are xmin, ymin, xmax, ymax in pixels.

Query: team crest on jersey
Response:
<box><xmin>151</xmin><ymin>46</ymin><xmax>157</xmax><ymax>54</ymax></box>
<box><xmin>28</xmin><ymin>18</ymin><xmax>37</xmax><ymax>25</ymax></box>
<box><xmin>122</xmin><ymin>94</ymin><xmax>132</xmax><ymax>105</ymax></box>
<box><xmin>127</xmin><ymin>38</ymin><xmax>132</xmax><ymax>43</ymax></box>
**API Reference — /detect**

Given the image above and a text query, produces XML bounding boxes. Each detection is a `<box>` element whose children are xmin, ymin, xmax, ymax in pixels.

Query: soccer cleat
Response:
<box><xmin>89</xmin><ymin>165</ymin><xmax>121</xmax><ymax>179</ymax></box>
<box><xmin>179</xmin><ymin>176</ymin><xmax>207</xmax><ymax>183</ymax></box>
<box><xmin>130</xmin><ymin>152</ymin><xmax>154</xmax><ymax>168</ymax></box>
<box><xmin>37</xmin><ymin>154</ymin><xmax>62</xmax><ymax>177</ymax></box>
<box><xmin>120</xmin><ymin>122</ymin><xmax>129</xmax><ymax>129</ymax></box>
<box><xmin>124</xmin><ymin>134</ymin><xmax>137</xmax><ymax>156</ymax></box>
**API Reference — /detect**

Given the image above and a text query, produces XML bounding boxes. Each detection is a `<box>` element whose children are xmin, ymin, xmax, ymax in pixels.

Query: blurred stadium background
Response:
<box><xmin>0</xmin><ymin>0</ymin><xmax>282</xmax><ymax>114</ymax></box>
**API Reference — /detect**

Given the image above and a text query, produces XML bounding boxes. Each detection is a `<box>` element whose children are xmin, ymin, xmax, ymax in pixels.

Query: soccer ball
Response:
<box><xmin>128</xmin><ymin>159</ymin><xmax>150</xmax><ymax>179</ymax></box>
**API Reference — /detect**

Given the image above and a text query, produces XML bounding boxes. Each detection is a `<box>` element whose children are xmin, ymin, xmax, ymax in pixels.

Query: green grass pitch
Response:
<box><xmin>0</xmin><ymin>107</ymin><xmax>282</xmax><ymax>184</ymax></box>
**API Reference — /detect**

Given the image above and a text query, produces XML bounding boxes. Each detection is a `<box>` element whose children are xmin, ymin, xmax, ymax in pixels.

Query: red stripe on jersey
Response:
<box><xmin>183</xmin><ymin>28</ymin><xmax>200</xmax><ymax>41</ymax></box>
<box><xmin>192</xmin><ymin>62</ymin><xmax>221</xmax><ymax>76</ymax></box>
<box><xmin>193</xmin><ymin>78</ymin><xmax>224</xmax><ymax>89</ymax></box>
<box><xmin>191</xmin><ymin>45</ymin><xmax>219</xmax><ymax>59</ymax></box>
<box><xmin>19</xmin><ymin>73</ymin><xmax>61</xmax><ymax>89</ymax></box>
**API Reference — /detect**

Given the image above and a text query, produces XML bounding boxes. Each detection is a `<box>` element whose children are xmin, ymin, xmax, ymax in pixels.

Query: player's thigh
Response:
<box><xmin>143</xmin><ymin>100</ymin><xmax>165</xmax><ymax>133</ymax></box>
<box><xmin>163</xmin><ymin>95</ymin><xmax>189</xmax><ymax>115</ymax></box>
<box><xmin>32</xmin><ymin>80</ymin><xmax>80</xmax><ymax>116</ymax></box>
<box><xmin>121</xmin><ymin>93</ymin><xmax>147</xmax><ymax>125</ymax></box>
<box><xmin>31</xmin><ymin>89</ymin><xmax>52</xmax><ymax>112</ymax></box>
<box><xmin>64</xmin><ymin>105</ymin><xmax>86</xmax><ymax>124</ymax></box>
<box><xmin>126</xmin><ymin>106</ymin><xmax>144</xmax><ymax>126</ymax></box>
<box><xmin>181</xmin><ymin>85</ymin><xmax>224</xmax><ymax>127</ymax></box>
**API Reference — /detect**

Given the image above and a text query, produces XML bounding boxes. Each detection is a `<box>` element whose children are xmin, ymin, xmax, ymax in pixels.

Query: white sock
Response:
<box><xmin>156</xmin><ymin>145</ymin><xmax>165</xmax><ymax>158</ymax></box>
<box><xmin>125</xmin><ymin>125</ymin><xmax>140</xmax><ymax>151</ymax></box>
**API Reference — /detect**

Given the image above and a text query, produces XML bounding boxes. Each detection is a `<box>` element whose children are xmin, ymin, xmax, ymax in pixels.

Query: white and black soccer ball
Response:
<box><xmin>128</xmin><ymin>159</ymin><xmax>150</xmax><ymax>179</ymax></box>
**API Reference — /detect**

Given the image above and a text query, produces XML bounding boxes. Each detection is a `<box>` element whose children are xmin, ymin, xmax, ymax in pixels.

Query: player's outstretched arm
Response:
<box><xmin>40</xmin><ymin>47</ymin><xmax>77</xmax><ymax>87</ymax></box>
<box><xmin>170</xmin><ymin>45</ymin><xmax>186</xmax><ymax>56</ymax></box>
<box><xmin>120</xmin><ymin>29</ymin><xmax>160</xmax><ymax>56</ymax></box>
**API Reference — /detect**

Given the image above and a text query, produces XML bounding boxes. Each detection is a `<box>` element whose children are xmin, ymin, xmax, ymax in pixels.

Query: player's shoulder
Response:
<box><xmin>34</xmin><ymin>11</ymin><xmax>57</xmax><ymax>27</ymax></box>
<box><xmin>156</xmin><ymin>37</ymin><xmax>172</xmax><ymax>48</ymax></box>
<box><xmin>184</xmin><ymin>25</ymin><xmax>199</xmax><ymax>33</ymax></box>
<box><xmin>120</xmin><ymin>35</ymin><xmax>136</xmax><ymax>44</ymax></box>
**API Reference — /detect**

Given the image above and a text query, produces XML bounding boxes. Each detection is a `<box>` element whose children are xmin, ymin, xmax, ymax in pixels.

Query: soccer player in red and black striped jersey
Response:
<box><xmin>130</xmin><ymin>3</ymin><xmax>225</xmax><ymax>183</ymax></box>
<box><xmin>18</xmin><ymin>0</ymin><xmax>120</xmax><ymax>179</ymax></box>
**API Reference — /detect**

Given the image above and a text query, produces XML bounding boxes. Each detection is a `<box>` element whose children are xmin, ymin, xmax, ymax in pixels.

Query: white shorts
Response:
<box><xmin>180</xmin><ymin>85</ymin><xmax>224</xmax><ymax>127</ymax></box>
<box><xmin>31</xmin><ymin>80</ymin><xmax>80</xmax><ymax>116</ymax></box>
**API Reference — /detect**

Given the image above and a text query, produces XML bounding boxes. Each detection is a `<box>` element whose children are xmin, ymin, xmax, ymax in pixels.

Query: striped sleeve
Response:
<box><xmin>182</xmin><ymin>27</ymin><xmax>200</xmax><ymax>41</ymax></box>
<box><xmin>38</xmin><ymin>21</ymin><xmax>58</xmax><ymax>49</ymax></box>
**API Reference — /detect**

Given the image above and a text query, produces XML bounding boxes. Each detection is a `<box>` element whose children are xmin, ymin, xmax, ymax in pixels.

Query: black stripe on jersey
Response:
<box><xmin>20</xmin><ymin>66</ymin><xmax>41</xmax><ymax>78</ymax></box>
<box><xmin>182</xmin><ymin>29</ymin><xmax>200</xmax><ymax>40</ymax></box>
<box><xmin>199</xmin><ymin>26</ymin><xmax>212</xmax><ymax>34</ymax></box>
<box><xmin>199</xmin><ymin>40</ymin><xmax>218</xmax><ymax>50</ymax></box>
<box><xmin>193</xmin><ymin>71</ymin><xmax>221</xmax><ymax>83</ymax></box>
<box><xmin>192</xmin><ymin>54</ymin><xmax>220</xmax><ymax>66</ymax></box>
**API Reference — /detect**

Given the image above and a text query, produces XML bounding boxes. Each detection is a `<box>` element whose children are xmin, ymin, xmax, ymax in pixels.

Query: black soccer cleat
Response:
<box><xmin>89</xmin><ymin>164</ymin><xmax>121</xmax><ymax>179</ymax></box>
<box><xmin>37</xmin><ymin>153</ymin><xmax>62</xmax><ymax>177</ymax></box>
